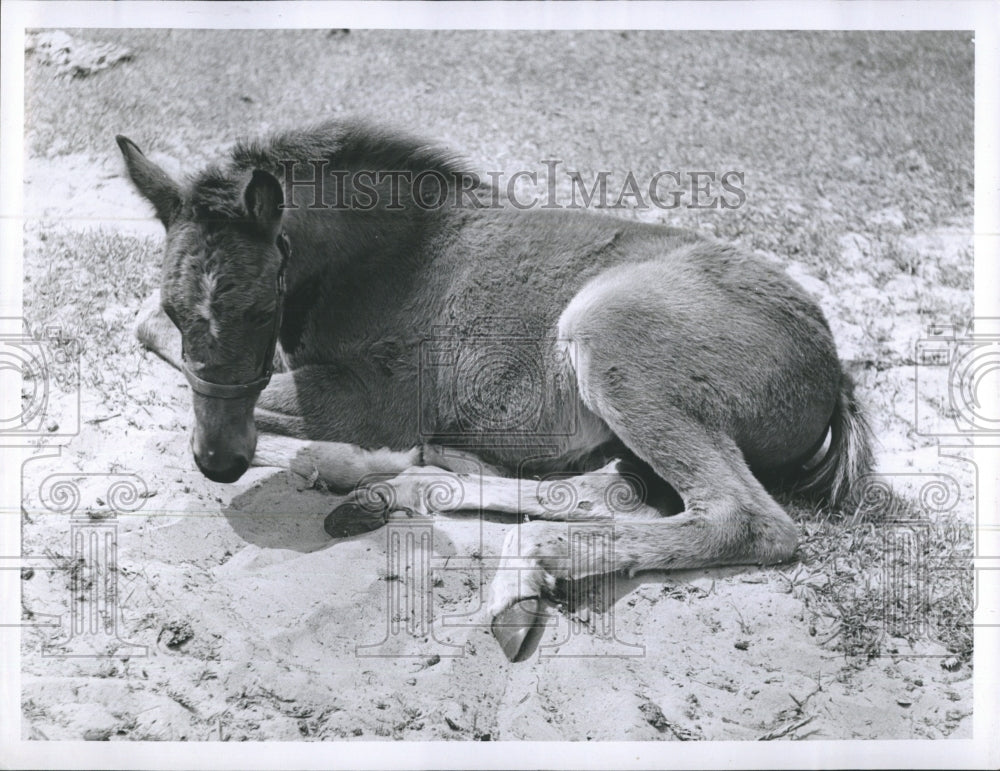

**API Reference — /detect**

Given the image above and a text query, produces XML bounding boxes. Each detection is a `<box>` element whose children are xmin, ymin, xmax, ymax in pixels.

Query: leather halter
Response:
<box><xmin>181</xmin><ymin>231</ymin><xmax>290</xmax><ymax>400</ymax></box>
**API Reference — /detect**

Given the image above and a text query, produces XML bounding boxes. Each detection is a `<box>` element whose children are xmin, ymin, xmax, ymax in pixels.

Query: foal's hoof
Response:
<box><xmin>491</xmin><ymin>597</ymin><xmax>547</xmax><ymax>663</ymax></box>
<box><xmin>324</xmin><ymin>502</ymin><xmax>387</xmax><ymax>538</ymax></box>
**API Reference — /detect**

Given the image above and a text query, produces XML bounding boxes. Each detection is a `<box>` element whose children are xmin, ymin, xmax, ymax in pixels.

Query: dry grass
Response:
<box><xmin>787</xmin><ymin>492</ymin><xmax>973</xmax><ymax>663</ymax></box>
<box><xmin>23</xmin><ymin>224</ymin><xmax>161</xmax><ymax>411</ymax></box>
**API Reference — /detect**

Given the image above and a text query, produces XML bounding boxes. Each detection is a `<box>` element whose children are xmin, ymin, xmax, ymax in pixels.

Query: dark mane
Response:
<box><xmin>186</xmin><ymin>119</ymin><xmax>475</xmax><ymax>221</ymax></box>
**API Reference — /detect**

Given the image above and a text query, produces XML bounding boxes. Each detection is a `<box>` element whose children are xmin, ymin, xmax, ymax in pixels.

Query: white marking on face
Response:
<box><xmin>195</xmin><ymin>270</ymin><xmax>219</xmax><ymax>338</ymax></box>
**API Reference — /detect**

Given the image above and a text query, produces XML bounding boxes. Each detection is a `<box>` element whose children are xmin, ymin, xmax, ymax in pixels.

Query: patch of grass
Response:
<box><xmin>791</xmin><ymin>490</ymin><xmax>973</xmax><ymax>664</ymax></box>
<box><xmin>877</xmin><ymin>236</ymin><xmax>922</xmax><ymax>279</ymax></box>
<box><xmin>23</xmin><ymin>224</ymin><xmax>162</xmax><ymax>410</ymax></box>
<box><xmin>26</xmin><ymin>30</ymin><xmax>972</xmax><ymax>238</ymax></box>
<box><xmin>938</xmin><ymin>246</ymin><xmax>975</xmax><ymax>290</ymax></box>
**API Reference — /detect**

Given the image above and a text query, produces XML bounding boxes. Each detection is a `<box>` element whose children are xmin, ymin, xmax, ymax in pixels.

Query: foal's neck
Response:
<box><xmin>281</xmin><ymin>204</ymin><xmax>439</xmax><ymax>291</ymax></box>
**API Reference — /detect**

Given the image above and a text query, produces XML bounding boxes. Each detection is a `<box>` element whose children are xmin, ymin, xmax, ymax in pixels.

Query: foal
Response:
<box><xmin>119</xmin><ymin>120</ymin><xmax>872</xmax><ymax>660</ymax></box>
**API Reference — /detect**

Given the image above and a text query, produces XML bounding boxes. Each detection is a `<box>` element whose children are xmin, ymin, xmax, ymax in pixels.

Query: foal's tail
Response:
<box><xmin>794</xmin><ymin>372</ymin><xmax>874</xmax><ymax>508</ymax></box>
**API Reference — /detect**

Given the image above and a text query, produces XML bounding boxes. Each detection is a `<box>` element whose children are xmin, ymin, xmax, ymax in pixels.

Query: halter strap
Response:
<box><xmin>181</xmin><ymin>231</ymin><xmax>290</xmax><ymax>400</ymax></box>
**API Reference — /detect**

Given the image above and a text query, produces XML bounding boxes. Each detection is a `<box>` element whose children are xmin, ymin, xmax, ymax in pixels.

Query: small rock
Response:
<box><xmin>639</xmin><ymin>701</ymin><xmax>702</xmax><ymax>740</ymax></box>
<box><xmin>734</xmin><ymin>640</ymin><xmax>749</xmax><ymax>650</ymax></box>
<box><xmin>160</xmin><ymin>619</ymin><xmax>195</xmax><ymax>649</ymax></box>
<box><xmin>45</xmin><ymin>420</ymin><xmax>59</xmax><ymax>432</ymax></box>
<box><xmin>21</xmin><ymin>568</ymin><xmax>34</xmax><ymax>580</ymax></box>
<box><xmin>82</xmin><ymin>728</ymin><xmax>111</xmax><ymax>741</ymax></box>
<box><xmin>941</xmin><ymin>657</ymin><xmax>962</xmax><ymax>672</ymax></box>
<box><xmin>896</xmin><ymin>697</ymin><xmax>912</xmax><ymax>707</ymax></box>
<box><xmin>444</xmin><ymin>716</ymin><xmax>461</xmax><ymax>731</ymax></box>
<box><xmin>405</xmin><ymin>678</ymin><xmax>416</xmax><ymax>686</ymax></box>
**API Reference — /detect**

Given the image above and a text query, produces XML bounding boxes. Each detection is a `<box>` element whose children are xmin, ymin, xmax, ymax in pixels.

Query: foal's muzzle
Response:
<box><xmin>190</xmin><ymin>393</ymin><xmax>258</xmax><ymax>483</ymax></box>
<box><xmin>194</xmin><ymin>446</ymin><xmax>251</xmax><ymax>483</ymax></box>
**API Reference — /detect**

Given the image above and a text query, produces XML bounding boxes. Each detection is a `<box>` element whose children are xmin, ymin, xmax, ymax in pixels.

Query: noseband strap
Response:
<box><xmin>181</xmin><ymin>231</ymin><xmax>290</xmax><ymax>400</ymax></box>
<box><xmin>182</xmin><ymin>367</ymin><xmax>274</xmax><ymax>400</ymax></box>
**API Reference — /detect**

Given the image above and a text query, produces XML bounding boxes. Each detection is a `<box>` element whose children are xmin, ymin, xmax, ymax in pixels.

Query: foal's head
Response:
<box><xmin>118</xmin><ymin>136</ymin><xmax>287</xmax><ymax>483</ymax></box>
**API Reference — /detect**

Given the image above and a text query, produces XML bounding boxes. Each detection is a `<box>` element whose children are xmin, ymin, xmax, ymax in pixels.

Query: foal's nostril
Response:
<box><xmin>194</xmin><ymin>452</ymin><xmax>250</xmax><ymax>484</ymax></box>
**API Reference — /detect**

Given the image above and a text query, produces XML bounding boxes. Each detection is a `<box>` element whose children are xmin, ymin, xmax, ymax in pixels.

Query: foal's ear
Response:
<box><xmin>115</xmin><ymin>135</ymin><xmax>181</xmax><ymax>228</ymax></box>
<box><xmin>243</xmin><ymin>170</ymin><xmax>284</xmax><ymax>238</ymax></box>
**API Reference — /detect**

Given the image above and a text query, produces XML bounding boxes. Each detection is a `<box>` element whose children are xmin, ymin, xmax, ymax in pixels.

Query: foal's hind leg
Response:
<box><xmin>487</xmin><ymin>417</ymin><xmax>798</xmax><ymax>611</ymax></box>
<box><xmin>488</xmin><ymin>273</ymin><xmax>802</xmax><ymax>631</ymax></box>
<box><xmin>486</xmin><ymin>417</ymin><xmax>799</xmax><ymax>662</ymax></box>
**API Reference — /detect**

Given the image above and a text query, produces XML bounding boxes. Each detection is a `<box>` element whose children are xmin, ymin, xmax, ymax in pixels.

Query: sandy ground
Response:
<box><xmin>17</xmin><ymin>150</ymin><xmax>976</xmax><ymax>744</ymax></box>
<box><xmin>15</xmin><ymin>30</ymin><xmax>976</xmax><ymax>744</ymax></box>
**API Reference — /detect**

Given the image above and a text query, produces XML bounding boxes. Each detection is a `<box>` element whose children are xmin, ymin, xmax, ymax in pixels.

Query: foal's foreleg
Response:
<box><xmin>135</xmin><ymin>290</ymin><xmax>182</xmax><ymax>370</ymax></box>
<box><xmin>252</xmin><ymin>434</ymin><xmax>421</xmax><ymax>492</ymax></box>
<box><xmin>324</xmin><ymin>460</ymin><xmax>663</xmax><ymax>536</ymax></box>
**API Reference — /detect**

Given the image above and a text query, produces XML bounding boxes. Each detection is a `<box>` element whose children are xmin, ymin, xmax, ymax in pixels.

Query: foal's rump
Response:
<box><xmin>417</xmin><ymin>208</ymin><xmax>854</xmax><ymax>502</ymax></box>
<box><xmin>550</xmin><ymin>238</ymin><xmax>836</xmax><ymax>454</ymax></box>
